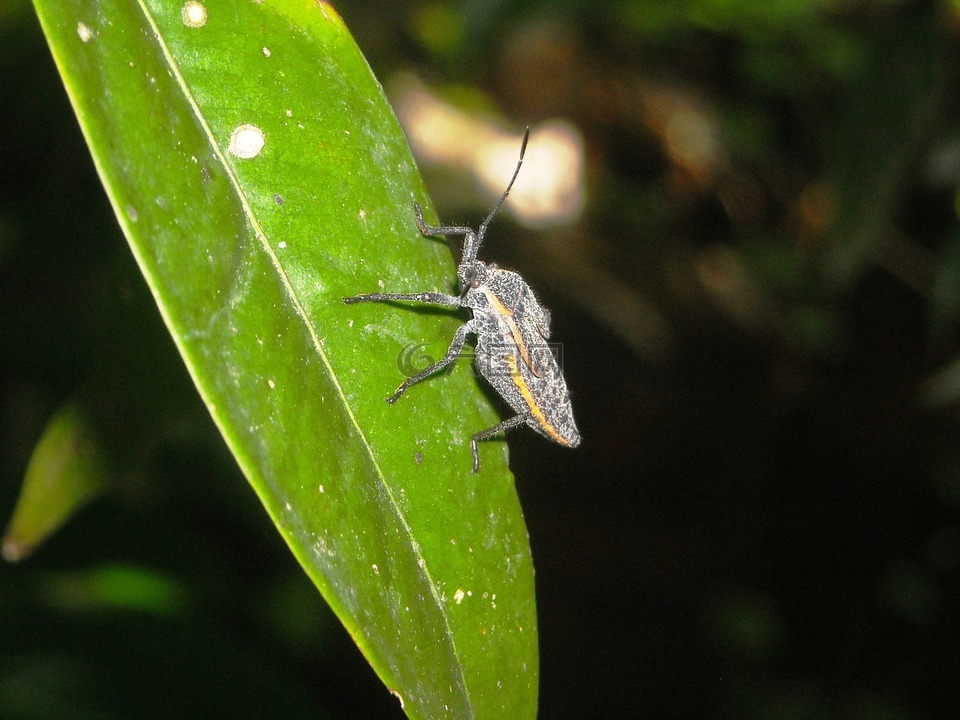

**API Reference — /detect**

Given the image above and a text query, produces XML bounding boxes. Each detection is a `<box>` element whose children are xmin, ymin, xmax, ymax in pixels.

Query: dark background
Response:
<box><xmin>3</xmin><ymin>0</ymin><xmax>960</xmax><ymax>718</ymax></box>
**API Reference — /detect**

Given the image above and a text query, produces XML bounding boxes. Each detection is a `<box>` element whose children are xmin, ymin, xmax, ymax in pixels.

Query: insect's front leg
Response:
<box><xmin>388</xmin><ymin>320</ymin><xmax>476</xmax><ymax>404</ymax></box>
<box><xmin>413</xmin><ymin>202</ymin><xmax>475</xmax><ymax>238</ymax></box>
<box><xmin>344</xmin><ymin>291</ymin><xmax>460</xmax><ymax>306</ymax></box>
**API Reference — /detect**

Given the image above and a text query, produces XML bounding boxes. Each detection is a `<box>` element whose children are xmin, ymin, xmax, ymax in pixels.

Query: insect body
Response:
<box><xmin>345</xmin><ymin>129</ymin><xmax>580</xmax><ymax>471</ymax></box>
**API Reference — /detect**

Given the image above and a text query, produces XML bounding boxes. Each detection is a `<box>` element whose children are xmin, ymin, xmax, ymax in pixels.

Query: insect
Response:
<box><xmin>344</xmin><ymin>128</ymin><xmax>580</xmax><ymax>471</ymax></box>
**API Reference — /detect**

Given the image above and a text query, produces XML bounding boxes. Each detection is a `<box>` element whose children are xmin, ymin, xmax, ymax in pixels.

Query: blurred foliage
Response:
<box><xmin>4</xmin><ymin>0</ymin><xmax>960</xmax><ymax>718</ymax></box>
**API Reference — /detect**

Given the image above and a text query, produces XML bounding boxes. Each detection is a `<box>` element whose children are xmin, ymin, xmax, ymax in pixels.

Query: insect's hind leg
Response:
<box><xmin>344</xmin><ymin>291</ymin><xmax>460</xmax><ymax>306</ymax></box>
<box><xmin>470</xmin><ymin>415</ymin><xmax>526</xmax><ymax>473</ymax></box>
<box><xmin>388</xmin><ymin>321</ymin><xmax>474</xmax><ymax>404</ymax></box>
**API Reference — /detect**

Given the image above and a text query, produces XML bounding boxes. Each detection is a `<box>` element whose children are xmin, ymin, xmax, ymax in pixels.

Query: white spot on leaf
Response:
<box><xmin>182</xmin><ymin>1</ymin><xmax>207</xmax><ymax>28</ymax></box>
<box><xmin>227</xmin><ymin>124</ymin><xmax>265</xmax><ymax>159</ymax></box>
<box><xmin>77</xmin><ymin>22</ymin><xmax>94</xmax><ymax>42</ymax></box>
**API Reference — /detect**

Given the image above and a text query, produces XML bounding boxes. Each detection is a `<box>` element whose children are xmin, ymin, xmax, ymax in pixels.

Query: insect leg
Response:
<box><xmin>469</xmin><ymin>415</ymin><xmax>526</xmax><ymax>473</ymax></box>
<box><xmin>413</xmin><ymin>202</ymin><xmax>475</xmax><ymax>238</ymax></box>
<box><xmin>344</xmin><ymin>292</ymin><xmax>460</xmax><ymax>306</ymax></box>
<box><xmin>388</xmin><ymin>321</ymin><xmax>474</xmax><ymax>404</ymax></box>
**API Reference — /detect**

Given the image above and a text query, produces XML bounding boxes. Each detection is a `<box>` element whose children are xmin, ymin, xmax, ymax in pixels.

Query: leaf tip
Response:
<box><xmin>316</xmin><ymin>1</ymin><xmax>346</xmax><ymax>27</ymax></box>
<box><xmin>1</xmin><ymin>533</ymin><xmax>31</xmax><ymax>563</ymax></box>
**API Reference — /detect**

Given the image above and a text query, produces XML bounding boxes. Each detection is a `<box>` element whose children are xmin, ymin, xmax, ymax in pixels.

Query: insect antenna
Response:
<box><xmin>476</xmin><ymin>127</ymin><xmax>530</xmax><ymax>244</ymax></box>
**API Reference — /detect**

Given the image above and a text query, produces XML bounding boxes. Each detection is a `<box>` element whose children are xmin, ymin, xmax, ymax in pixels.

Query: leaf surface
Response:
<box><xmin>30</xmin><ymin>1</ymin><xmax>538</xmax><ymax>717</ymax></box>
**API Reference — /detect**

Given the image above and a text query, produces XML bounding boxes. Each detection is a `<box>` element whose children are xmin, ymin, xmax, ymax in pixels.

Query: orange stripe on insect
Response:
<box><xmin>483</xmin><ymin>288</ymin><xmax>538</xmax><ymax>376</ymax></box>
<box><xmin>505</xmin><ymin>354</ymin><xmax>570</xmax><ymax>445</ymax></box>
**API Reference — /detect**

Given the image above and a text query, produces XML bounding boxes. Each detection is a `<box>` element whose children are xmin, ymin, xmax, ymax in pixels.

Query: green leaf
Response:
<box><xmin>3</xmin><ymin>403</ymin><xmax>109</xmax><ymax>563</ymax></box>
<box><xmin>30</xmin><ymin>1</ymin><xmax>538</xmax><ymax>718</ymax></box>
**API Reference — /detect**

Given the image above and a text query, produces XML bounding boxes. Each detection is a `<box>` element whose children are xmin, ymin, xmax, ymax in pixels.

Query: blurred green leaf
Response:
<box><xmin>36</xmin><ymin>563</ymin><xmax>187</xmax><ymax>615</ymax></box>
<box><xmin>821</xmin><ymin>16</ymin><xmax>942</xmax><ymax>290</ymax></box>
<box><xmin>2</xmin><ymin>403</ymin><xmax>108</xmax><ymax>562</ymax></box>
<box><xmin>30</xmin><ymin>0</ymin><xmax>537</xmax><ymax>718</ymax></box>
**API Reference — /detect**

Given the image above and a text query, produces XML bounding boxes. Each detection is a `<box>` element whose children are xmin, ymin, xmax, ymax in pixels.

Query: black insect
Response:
<box><xmin>345</xmin><ymin>129</ymin><xmax>580</xmax><ymax>471</ymax></box>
